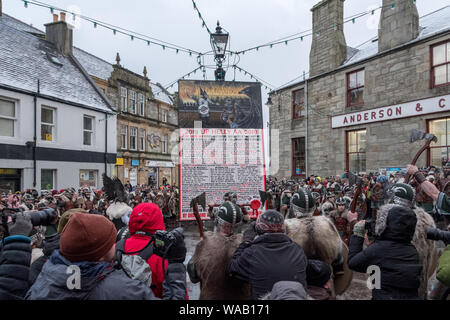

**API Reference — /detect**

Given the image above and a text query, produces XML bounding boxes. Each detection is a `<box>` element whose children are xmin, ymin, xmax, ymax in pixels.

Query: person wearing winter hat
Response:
<box><xmin>305</xmin><ymin>260</ymin><xmax>333</xmax><ymax>300</ymax></box>
<box><xmin>229</xmin><ymin>210</ymin><xmax>308</xmax><ymax>299</ymax></box>
<box><xmin>26</xmin><ymin>212</ymin><xmax>187</xmax><ymax>300</ymax></box>
<box><xmin>122</xmin><ymin>203</ymin><xmax>168</xmax><ymax>298</ymax></box>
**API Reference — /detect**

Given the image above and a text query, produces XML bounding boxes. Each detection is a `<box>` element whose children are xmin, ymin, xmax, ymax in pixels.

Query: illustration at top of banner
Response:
<box><xmin>178</xmin><ymin>80</ymin><xmax>263</xmax><ymax>129</ymax></box>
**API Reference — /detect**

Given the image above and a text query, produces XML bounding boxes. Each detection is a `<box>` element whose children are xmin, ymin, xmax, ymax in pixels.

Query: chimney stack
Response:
<box><xmin>60</xmin><ymin>12</ymin><xmax>66</xmax><ymax>22</ymax></box>
<box><xmin>309</xmin><ymin>0</ymin><xmax>347</xmax><ymax>77</ymax></box>
<box><xmin>44</xmin><ymin>14</ymin><xmax>73</xmax><ymax>56</ymax></box>
<box><xmin>378</xmin><ymin>0</ymin><xmax>419</xmax><ymax>52</ymax></box>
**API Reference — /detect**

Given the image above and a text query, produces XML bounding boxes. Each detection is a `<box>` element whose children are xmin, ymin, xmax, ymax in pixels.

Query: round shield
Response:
<box><xmin>250</xmin><ymin>199</ymin><xmax>261</xmax><ymax>211</ymax></box>
<box><xmin>333</xmin><ymin>241</ymin><xmax>353</xmax><ymax>295</ymax></box>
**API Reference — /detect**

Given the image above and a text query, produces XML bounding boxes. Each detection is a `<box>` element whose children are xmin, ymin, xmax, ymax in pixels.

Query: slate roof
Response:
<box><xmin>149</xmin><ymin>82</ymin><xmax>173</xmax><ymax>105</ymax></box>
<box><xmin>275</xmin><ymin>5</ymin><xmax>450</xmax><ymax>92</ymax></box>
<box><xmin>73</xmin><ymin>47</ymin><xmax>114</xmax><ymax>81</ymax></box>
<box><xmin>0</xmin><ymin>16</ymin><xmax>112</xmax><ymax>113</ymax></box>
<box><xmin>0</xmin><ymin>13</ymin><xmax>44</xmax><ymax>36</ymax></box>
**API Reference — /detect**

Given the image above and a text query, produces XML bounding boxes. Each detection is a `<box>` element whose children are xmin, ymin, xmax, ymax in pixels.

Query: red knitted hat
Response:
<box><xmin>60</xmin><ymin>213</ymin><xmax>117</xmax><ymax>262</ymax></box>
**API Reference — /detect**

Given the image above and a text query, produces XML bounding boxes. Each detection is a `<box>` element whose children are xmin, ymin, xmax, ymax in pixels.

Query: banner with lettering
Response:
<box><xmin>178</xmin><ymin>80</ymin><xmax>266</xmax><ymax>221</ymax></box>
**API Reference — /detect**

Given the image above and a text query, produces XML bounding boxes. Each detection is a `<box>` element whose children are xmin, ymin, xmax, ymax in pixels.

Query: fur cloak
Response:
<box><xmin>376</xmin><ymin>204</ymin><xmax>439</xmax><ymax>300</ymax></box>
<box><xmin>192</xmin><ymin>231</ymin><xmax>252</xmax><ymax>300</ymax></box>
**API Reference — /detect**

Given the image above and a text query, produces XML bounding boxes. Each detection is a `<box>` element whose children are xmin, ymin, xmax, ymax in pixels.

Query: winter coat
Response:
<box><xmin>268</xmin><ymin>281</ymin><xmax>307</xmax><ymax>300</ymax></box>
<box><xmin>307</xmin><ymin>285</ymin><xmax>331</xmax><ymax>300</ymax></box>
<box><xmin>0</xmin><ymin>235</ymin><xmax>32</xmax><ymax>300</ymax></box>
<box><xmin>229</xmin><ymin>233</ymin><xmax>308</xmax><ymax>299</ymax></box>
<box><xmin>29</xmin><ymin>234</ymin><xmax>60</xmax><ymax>286</ymax></box>
<box><xmin>26</xmin><ymin>250</ymin><xmax>186</xmax><ymax>300</ymax></box>
<box><xmin>124</xmin><ymin>204</ymin><xmax>167</xmax><ymax>298</ymax></box>
<box><xmin>348</xmin><ymin>204</ymin><xmax>422</xmax><ymax>300</ymax></box>
<box><xmin>437</xmin><ymin>245</ymin><xmax>450</xmax><ymax>287</ymax></box>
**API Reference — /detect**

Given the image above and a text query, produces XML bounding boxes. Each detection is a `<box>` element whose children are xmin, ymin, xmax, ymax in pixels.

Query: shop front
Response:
<box><xmin>0</xmin><ymin>168</ymin><xmax>21</xmax><ymax>193</ymax></box>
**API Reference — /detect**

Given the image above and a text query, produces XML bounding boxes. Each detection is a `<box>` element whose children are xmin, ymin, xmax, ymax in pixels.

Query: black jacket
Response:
<box><xmin>229</xmin><ymin>233</ymin><xmax>308</xmax><ymax>299</ymax></box>
<box><xmin>0</xmin><ymin>235</ymin><xmax>32</xmax><ymax>300</ymax></box>
<box><xmin>29</xmin><ymin>234</ymin><xmax>60</xmax><ymax>286</ymax></box>
<box><xmin>348</xmin><ymin>205</ymin><xmax>422</xmax><ymax>300</ymax></box>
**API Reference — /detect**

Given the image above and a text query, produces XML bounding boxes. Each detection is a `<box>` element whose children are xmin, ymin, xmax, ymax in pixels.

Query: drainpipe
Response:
<box><xmin>304</xmin><ymin>72</ymin><xmax>308</xmax><ymax>178</ymax></box>
<box><xmin>33</xmin><ymin>80</ymin><xmax>39</xmax><ymax>187</ymax></box>
<box><xmin>104</xmin><ymin>113</ymin><xmax>108</xmax><ymax>176</ymax></box>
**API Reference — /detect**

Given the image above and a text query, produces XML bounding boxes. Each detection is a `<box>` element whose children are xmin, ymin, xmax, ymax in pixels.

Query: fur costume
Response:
<box><xmin>106</xmin><ymin>202</ymin><xmax>132</xmax><ymax>220</ymax></box>
<box><xmin>376</xmin><ymin>204</ymin><xmax>439</xmax><ymax>300</ymax></box>
<box><xmin>192</xmin><ymin>231</ymin><xmax>252</xmax><ymax>300</ymax></box>
<box><xmin>284</xmin><ymin>216</ymin><xmax>342</xmax><ymax>265</ymax></box>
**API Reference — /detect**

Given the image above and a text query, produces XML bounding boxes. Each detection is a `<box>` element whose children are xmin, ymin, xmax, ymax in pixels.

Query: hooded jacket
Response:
<box><xmin>348</xmin><ymin>204</ymin><xmax>422</xmax><ymax>300</ymax></box>
<box><xmin>124</xmin><ymin>203</ymin><xmax>168</xmax><ymax>298</ymax></box>
<box><xmin>26</xmin><ymin>250</ymin><xmax>186</xmax><ymax>300</ymax></box>
<box><xmin>229</xmin><ymin>233</ymin><xmax>308</xmax><ymax>300</ymax></box>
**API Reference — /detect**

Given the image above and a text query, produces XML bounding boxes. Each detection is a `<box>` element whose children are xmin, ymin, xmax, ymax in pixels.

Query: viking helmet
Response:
<box><xmin>215</xmin><ymin>201</ymin><xmax>243</xmax><ymax>235</ymax></box>
<box><xmin>291</xmin><ymin>188</ymin><xmax>316</xmax><ymax>218</ymax></box>
<box><xmin>335</xmin><ymin>197</ymin><xmax>346</xmax><ymax>206</ymax></box>
<box><xmin>388</xmin><ymin>183</ymin><xmax>415</xmax><ymax>208</ymax></box>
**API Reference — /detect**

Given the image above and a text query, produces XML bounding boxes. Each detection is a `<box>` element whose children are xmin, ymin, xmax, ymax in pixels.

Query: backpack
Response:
<box><xmin>115</xmin><ymin>238</ymin><xmax>154</xmax><ymax>288</ymax></box>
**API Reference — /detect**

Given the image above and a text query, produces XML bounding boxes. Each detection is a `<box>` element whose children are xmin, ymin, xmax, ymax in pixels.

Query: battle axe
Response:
<box><xmin>190</xmin><ymin>192</ymin><xmax>206</xmax><ymax>238</ymax></box>
<box><xmin>405</xmin><ymin>129</ymin><xmax>438</xmax><ymax>183</ymax></box>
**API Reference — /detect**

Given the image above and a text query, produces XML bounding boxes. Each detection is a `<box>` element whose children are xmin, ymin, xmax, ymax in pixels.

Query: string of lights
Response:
<box><xmin>232</xmin><ymin>0</ymin><xmax>417</xmax><ymax>55</ymax></box>
<box><xmin>21</xmin><ymin>0</ymin><xmax>204</xmax><ymax>56</ymax></box>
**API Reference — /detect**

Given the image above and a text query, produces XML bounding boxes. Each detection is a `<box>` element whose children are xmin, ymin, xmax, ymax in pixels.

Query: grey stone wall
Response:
<box><xmin>310</xmin><ymin>0</ymin><xmax>347</xmax><ymax>77</ymax></box>
<box><xmin>378</xmin><ymin>0</ymin><xmax>419</xmax><ymax>52</ymax></box>
<box><xmin>271</xmin><ymin>35</ymin><xmax>450</xmax><ymax>179</ymax></box>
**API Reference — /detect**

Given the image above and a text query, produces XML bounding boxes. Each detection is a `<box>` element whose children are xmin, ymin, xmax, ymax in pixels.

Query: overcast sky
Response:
<box><xmin>3</xmin><ymin>0</ymin><xmax>449</xmax><ymax>166</ymax></box>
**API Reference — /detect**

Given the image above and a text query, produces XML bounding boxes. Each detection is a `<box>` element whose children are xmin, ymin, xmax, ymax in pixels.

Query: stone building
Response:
<box><xmin>73</xmin><ymin>50</ymin><xmax>178</xmax><ymax>187</ymax></box>
<box><xmin>269</xmin><ymin>0</ymin><xmax>450</xmax><ymax>178</ymax></box>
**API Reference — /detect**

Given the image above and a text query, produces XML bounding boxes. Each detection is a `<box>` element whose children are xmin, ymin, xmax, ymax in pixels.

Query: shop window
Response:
<box><xmin>41</xmin><ymin>107</ymin><xmax>55</xmax><ymax>142</ymax></box>
<box><xmin>292</xmin><ymin>137</ymin><xmax>305</xmax><ymax>176</ymax></box>
<box><xmin>130</xmin><ymin>127</ymin><xmax>137</xmax><ymax>150</ymax></box>
<box><xmin>0</xmin><ymin>99</ymin><xmax>16</xmax><ymax>137</ymax></box>
<box><xmin>83</xmin><ymin>115</ymin><xmax>94</xmax><ymax>146</ymax></box>
<box><xmin>41</xmin><ymin>169</ymin><xmax>55</xmax><ymax>190</ymax></box>
<box><xmin>431</xmin><ymin>41</ymin><xmax>450</xmax><ymax>88</ymax></box>
<box><xmin>80</xmin><ymin>170</ymin><xmax>98</xmax><ymax>187</ymax></box>
<box><xmin>120</xmin><ymin>87</ymin><xmax>127</xmax><ymax>112</ymax></box>
<box><xmin>292</xmin><ymin>89</ymin><xmax>305</xmax><ymax>119</ymax></box>
<box><xmin>428</xmin><ymin>118</ymin><xmax>450</xmax><ymax>167</ymax></box>
<box><xmin>346</xmin><ymin>130</ymin><xmax>366</xmax><ymax>173</ymax></box>
<box><xmin>347</xmin><ymin>69</ymin><xmax>365</xmax><ymax>107</ymax></box>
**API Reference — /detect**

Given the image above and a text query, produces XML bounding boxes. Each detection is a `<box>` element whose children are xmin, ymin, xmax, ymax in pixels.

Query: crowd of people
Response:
<box><xmin>0</xmin><ymin>164</ymin><xmax>450</xmax><ymax>300</ymax></box>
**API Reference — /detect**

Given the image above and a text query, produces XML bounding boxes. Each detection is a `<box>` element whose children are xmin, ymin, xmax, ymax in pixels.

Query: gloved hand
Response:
<box><xmin>166</xmin><ymin>229</ymin><xmax>187</xmax><ymax>264</ymax></box>
<box><xmin>8</xmin><ymin>212</ymin><xmax>33</xmax><ymax>236</ymax></box>
<box><xmin>353</xmin><ymin>220</ymin><xmax>366</xmax><ymax>238</ymax></box>
<box><xmin>347</xmin><ymin>211</ymin><xmax>358</xmax><ymax>223</ymax></box>
<box><xmin>243</xmin><ymin>221</ymin><xmax>257</xmax><ymax>243</ymax></box>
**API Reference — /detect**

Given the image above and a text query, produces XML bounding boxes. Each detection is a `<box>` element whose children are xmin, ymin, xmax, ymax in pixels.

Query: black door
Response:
<box><xmin>0</xmin><ymin>169</ymin><xmax>22</xmax><ymax>194</ymax></box>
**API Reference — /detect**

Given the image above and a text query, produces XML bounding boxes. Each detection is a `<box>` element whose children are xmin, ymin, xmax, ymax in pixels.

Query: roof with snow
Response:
<box><xmin>274</xmin><ymin>5</ymin><xmax>450</xmax><ymax>93</ymax></box>
<box><xmin>73</xmin><ymin>47</ymin><xmax>114</xmax><ymax>81</ymax></box>
<box><xmin>0</xmin><ymin>13</ymin><xmax>45</xmax><ymax>36</ymax></box>
<box><xmin>149</xmin><ymin>82</ymin><xmax>173</xmax><ymax>105</ymax></box>
<box><xmin>0</xmin><ymin>16</ymin><xmax>112</xmax><ymax>113</ymax></box>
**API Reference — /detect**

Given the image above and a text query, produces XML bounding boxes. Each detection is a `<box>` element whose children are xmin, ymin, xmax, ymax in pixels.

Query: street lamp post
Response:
<box><xmin>210</xmin><ymin>21</ymin><xmax>229</xmax><ymax>81</ymax></box>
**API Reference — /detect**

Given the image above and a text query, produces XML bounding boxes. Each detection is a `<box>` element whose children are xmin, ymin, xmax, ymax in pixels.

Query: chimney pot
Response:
<box><xmin>60</xmin><ymin>12</ymin><xmax>66</xmax><ymax>22</ymax></box>
<box><xmin>53</xmin><ymin>14</ymin><xmax>58</xmax><ymax>22</ymax></box>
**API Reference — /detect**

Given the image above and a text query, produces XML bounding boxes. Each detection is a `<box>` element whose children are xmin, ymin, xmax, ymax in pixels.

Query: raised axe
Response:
<box><xmin>190</xmin><ymin>192</ymin><xmax>206</xmax><ymax>238</ymax></box>
<box><xmin>347</xmin><ymin>171</ymin><xmax>364</xmax><ymax>214</ymax></box>
<box><xmin>405</xmin><ymin>129</ymin><xmax>438</xmax><ymax>183</ymax></box>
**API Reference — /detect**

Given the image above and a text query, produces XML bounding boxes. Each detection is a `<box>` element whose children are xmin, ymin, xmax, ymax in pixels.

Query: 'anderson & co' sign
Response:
<box><xmin>331</xmin><ymin>94</ymin><xmax>450</xmax><ymax>129</ymax></box>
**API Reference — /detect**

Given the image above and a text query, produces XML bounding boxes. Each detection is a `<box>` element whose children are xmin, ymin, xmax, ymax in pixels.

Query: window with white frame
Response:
<box><xmin>83</xmin><ymin>115</ymin><xmax>94</xmax><ymax>146</ymax></box>
<box><xmin>139</xmin><ymin>94</ymin><xmax>145</xmax><ymax>116</ymax></box>
<box><xmin>41</xmin><ymin>169</ymin><xmax>56</xmax><ymax>190</ymax></box>
<box><xmin>41</xmin><ymin>107</ymin><xmax>55</xmax><ymax>141</ymax></box>
<box><xmin>162</xmin><ymin>134</ymin><xmax>168</xmax><ymax>154</ymax></box>
<box><xmin>130</xmin><ymin>91</ymin><xmax>136</xmax><ymax>114</ymax></box>
<box><xmin>139</xmin><ymin>128</ymin><xmax>146</xmax><ymax>151</ymax></box>
<box><xmin>120</xmin><ymin>125</ymin><xmax>128</xmax><ymax>149</ymax></box>
<box><xmin>130</xmin><ymin>127</ymin><xmax>137</xmax><ymax>150</ymax></box>
<box><xmin>0</xmin><ymin>99</ymin><xmax>16</xmax><ymax>137</ymax></box>
<box><xmin>79</xmin><ymin>169</ymin><xmax>98</xmax><ymax>187</ymax></box>
<box><xmin>120</xmin><ymin>87</ymin><xmax>127</xmax><ymax>112</ymax></box>
<box><xmin>161</xmin><ymin>109</ymin><xmax>168</xmax><ymax>123</ymax></box>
